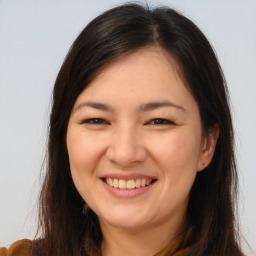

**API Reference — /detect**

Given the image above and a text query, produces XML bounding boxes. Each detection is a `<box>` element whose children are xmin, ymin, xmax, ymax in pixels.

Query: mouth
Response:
<box><xmin>102</xmin><ymin>177</ymin><xmax>157</xmax><ymax>190</ymax></box>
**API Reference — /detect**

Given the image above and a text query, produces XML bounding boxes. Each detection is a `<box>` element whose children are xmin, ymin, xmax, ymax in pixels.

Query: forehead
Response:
<box><xmin>96</xmin><ymin>47</ymin><xmax>183</xmax><ymax>81</ymax></box>
<box><xmin>73</xmin><ymin>47</ymin><xmax>194</xmax><ymax>110</ymax></box>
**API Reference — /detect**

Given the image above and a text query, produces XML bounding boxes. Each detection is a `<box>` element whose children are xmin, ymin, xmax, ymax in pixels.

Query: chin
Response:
<box><xmin>105</xmin><ymin>219</ymin><xmax>147</xmax><ymax>231</ymax></box>
<box><xmin>98</xmin><ymin>209</ymin><xmax>150</xmax><ymax>230</ymax></box>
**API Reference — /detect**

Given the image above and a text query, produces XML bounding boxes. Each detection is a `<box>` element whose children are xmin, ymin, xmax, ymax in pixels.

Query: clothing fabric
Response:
<box><xmin>0</xmin><ymin>239</ymin><xmax>31</xmax><ymax>256</ymax></box>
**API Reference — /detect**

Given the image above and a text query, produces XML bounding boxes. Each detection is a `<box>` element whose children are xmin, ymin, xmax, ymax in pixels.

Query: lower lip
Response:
<box><xmin>101</xmin><ymin>180</ymin><xmax>155</xmax><ymax>199</ymax></box>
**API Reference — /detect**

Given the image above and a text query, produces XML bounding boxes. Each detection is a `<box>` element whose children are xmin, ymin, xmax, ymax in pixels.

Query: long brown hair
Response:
<box><xmin>35</xmin><ymin>3</ymin><xmax>243</xmax><ymax>256</ymax></box>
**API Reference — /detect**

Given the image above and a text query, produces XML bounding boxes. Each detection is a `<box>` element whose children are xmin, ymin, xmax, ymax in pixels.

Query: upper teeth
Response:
<box><xmin>105</xmin><ymin>178</ymin><xmax>152</xmax><ymax>189</ymax></box>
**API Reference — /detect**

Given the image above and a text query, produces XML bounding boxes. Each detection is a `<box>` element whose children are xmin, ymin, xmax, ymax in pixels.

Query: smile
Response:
<box><xmin>104</xmin><ymin>178</ymin><xmax>153</xmax><ymax>190</ymax></box>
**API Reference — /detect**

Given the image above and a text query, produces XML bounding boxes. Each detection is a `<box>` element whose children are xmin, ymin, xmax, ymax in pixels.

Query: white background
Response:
<box><xmin>0</xmin><ymin>0</ymin><xmax>255</xmax><ymax>255</ymax></box>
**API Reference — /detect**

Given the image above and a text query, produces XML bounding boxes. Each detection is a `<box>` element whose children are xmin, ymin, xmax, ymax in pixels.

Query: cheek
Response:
<box><xmin>67</xmin><ymin>130</ymin><xmax>104</xmax><ymax>173</ymax></box>
<box><xmin>150</xmin><ymin>129</ymin><xmax>201</xmax><ymax>182</ymax></box>
<box><xmin>158</xmin><ymin>131</ymin><xmax>201</xmax><ymax>207</ymax></box>
<box><xmin>155</xmin><ymin>129</ymin><xmax>200</xmax><ymax>161</ymax></box>
<box><xmin>66</xmin><ymin>129</ymin><xmax>106</xmax><ymax>204</ymax></box>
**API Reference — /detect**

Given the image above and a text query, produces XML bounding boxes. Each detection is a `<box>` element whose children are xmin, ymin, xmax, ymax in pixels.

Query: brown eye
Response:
<box><xmin>149</xmin><ymin>119</ymin><xmax>175</xmax><ymax>125</ymax></box>
<box><xmin>83</xmin><ymin>118</ymin><xmax>108</xmax><ymax>125</ymax></box>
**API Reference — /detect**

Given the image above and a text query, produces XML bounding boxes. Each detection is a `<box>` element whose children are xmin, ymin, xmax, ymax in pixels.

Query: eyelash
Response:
<box><xmin>81</xmin><ymin>118</ymin><xmax>175</xmax><ymax>126</ymax></box>
<box><xmin>82</xmin><ymin>118</ymin><xmax>109</xmax><ymax>125</ymax></box>
<box><xmin>147</xmin><ymin>118</ymin><xmax>175</xmax><ymax>125</ymax></box>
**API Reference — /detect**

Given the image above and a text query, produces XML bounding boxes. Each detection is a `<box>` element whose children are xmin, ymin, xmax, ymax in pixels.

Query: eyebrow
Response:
<box><xmin>74</xmin><ymin>100</ymin><xmax>186</xmax><ymax>112</ymax></box>
<box><xmin>140</xmin><ymin>101</ymin><xmax>186</xmax><ymax>112</ymax></box>
<box><xmin>74</xmin><ymin>102</ymin><xmax>114</xmax><ymax>112</ymax></box>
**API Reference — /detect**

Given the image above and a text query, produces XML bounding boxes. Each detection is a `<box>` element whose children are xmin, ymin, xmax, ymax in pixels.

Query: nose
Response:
<box><xmin>106</xmin><ymin>126</ymin><xmax>147</xmax><ymax>167</ymax></box>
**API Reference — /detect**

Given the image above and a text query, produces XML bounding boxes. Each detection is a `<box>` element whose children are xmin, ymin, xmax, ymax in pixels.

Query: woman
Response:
<box><xmin>1</xmin><ymin>2</ymin><xmax>244</xmax><ymax>256</ymax></box>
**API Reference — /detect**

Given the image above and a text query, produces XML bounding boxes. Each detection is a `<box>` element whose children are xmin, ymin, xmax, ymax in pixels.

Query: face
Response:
<box><xmin>67</xmin><ymin>47</ymin><xmax>215</xmax><ymax>236</ymax></box>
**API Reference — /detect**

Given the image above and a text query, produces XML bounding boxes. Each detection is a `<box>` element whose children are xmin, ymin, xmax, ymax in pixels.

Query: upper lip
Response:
<box><xmin>101</xmin><ymin>173</ymin><xmax>157</xmax><ymax>181</ymax></box>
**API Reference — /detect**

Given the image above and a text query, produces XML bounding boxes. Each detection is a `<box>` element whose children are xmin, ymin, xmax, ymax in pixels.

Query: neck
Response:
<box><xmin>99</xmin><ymin>217</ymin><xmax>186</xmax><ymax>256</ymax></box>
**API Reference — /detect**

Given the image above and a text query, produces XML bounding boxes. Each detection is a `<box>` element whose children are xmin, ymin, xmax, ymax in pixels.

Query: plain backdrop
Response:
<box><xmin>0</xmin><ymin>0</ymin><xmax>255</xmax><ymax>255</ymax></box>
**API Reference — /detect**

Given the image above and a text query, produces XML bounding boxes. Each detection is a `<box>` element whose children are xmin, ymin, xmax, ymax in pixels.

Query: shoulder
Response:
<box><xmin>0</xmin><ymin>239</ymin><xmax>32</xmax><ymax>256</ymax></box>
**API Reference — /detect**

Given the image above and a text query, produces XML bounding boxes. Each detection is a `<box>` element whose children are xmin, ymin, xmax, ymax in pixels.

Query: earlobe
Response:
<box><xmin>198</xmin><ymin>125</ymin><xmax>219</xmax><ymax>172</ymax></box>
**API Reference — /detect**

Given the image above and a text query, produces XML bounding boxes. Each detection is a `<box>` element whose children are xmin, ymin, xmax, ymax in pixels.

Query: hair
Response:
<box><xmin>34</xmin><ymin>2</ymin><xmax>243</xmax><ymax>256</ymax></box>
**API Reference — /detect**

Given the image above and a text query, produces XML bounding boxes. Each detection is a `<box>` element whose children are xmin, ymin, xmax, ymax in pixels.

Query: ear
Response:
<box><xmin>197</xmin><ymin>124</ymin><xmax>219</xmax><ymax>172</ymax></box>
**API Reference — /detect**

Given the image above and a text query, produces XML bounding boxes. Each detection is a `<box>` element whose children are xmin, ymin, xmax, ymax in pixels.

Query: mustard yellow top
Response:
<box><xmin>0</xmin><ymin>239</ymin><xmax>31</xmax><ymax>256</ymax></box>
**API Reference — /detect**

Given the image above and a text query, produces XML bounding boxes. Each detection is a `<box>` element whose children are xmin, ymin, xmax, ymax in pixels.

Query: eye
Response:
<box><xmin>148</xmin><ymin>118</ymin><xmax>175</xmax><ymax>125</ymax></box>
<box><xmin>82</xmin><ymin>118</ymin><xmax>109</xmax><ymax>125</ymax></box>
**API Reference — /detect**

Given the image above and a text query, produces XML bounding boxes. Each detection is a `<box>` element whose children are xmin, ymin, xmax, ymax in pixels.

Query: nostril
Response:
<box><xmin>106</xmin><ymin>142</ymin><xmax>147</xmax><ymax>166</ymax></box>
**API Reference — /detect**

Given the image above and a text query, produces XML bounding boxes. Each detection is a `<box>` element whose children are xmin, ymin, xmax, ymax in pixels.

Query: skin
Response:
<box><xmin>66</xmin><ymin>47</ymin><xmax>218</xmax><ymax>256</ymax></box>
